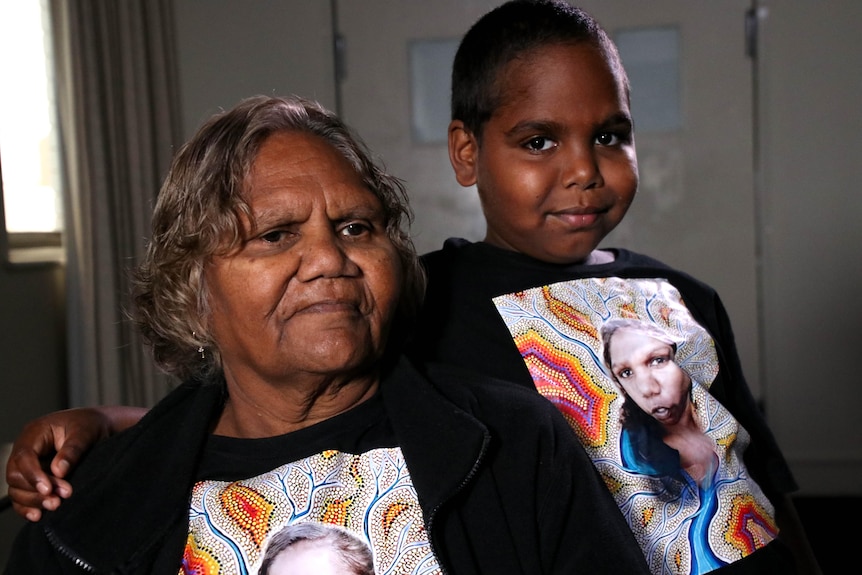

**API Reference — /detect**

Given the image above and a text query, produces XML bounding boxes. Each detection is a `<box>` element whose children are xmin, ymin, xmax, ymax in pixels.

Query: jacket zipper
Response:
<box><xmin>45</xmin><ymin>527</ymin><xmax>97</xmax><ymax>573</ymax></box>
<box><xmin>425</xmin><ymin>431</ymin><xmax>490</xmax><ymax>575</ymax></box>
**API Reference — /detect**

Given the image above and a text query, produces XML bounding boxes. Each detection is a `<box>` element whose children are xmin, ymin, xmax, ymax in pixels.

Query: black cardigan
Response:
<box><xmin>5</xmin><ymin>357</ymin><xmax>649</xmax><ymax>575</ymax></box>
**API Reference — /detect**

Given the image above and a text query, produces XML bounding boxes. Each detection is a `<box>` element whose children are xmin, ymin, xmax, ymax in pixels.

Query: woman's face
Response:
<box><xmin>205</xmin><ymin>131</ymin><xmax>402</xmax><ymax>386</ymax></box>
<box><xmin>607</xmin><ymin>328</ymin><xmax>691</xmax><ymax>425</ymax></box>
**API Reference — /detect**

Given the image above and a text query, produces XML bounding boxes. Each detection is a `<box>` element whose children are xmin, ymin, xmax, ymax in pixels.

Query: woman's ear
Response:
<box><xmin>448</xmin><ymin>120</ymin><xmax>479</xmax><ymax>187</ymax></box>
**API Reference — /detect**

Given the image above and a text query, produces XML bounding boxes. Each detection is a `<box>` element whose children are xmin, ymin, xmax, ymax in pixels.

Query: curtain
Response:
<box><xmin>50</xmin><ymin>0</ymin><xmax>184</xmax><ymax>407</ymax></box>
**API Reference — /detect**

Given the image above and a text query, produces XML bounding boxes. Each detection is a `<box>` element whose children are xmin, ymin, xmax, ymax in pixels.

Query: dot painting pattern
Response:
<box><xmin>181</xmin><ymin>448</ymin><xmax>438</xmax><ymax>574</ymax></box>
<box><xmin>493</xmin><ymin>277</ymin><xmax>778</xmax><ymax>575</ymax></box>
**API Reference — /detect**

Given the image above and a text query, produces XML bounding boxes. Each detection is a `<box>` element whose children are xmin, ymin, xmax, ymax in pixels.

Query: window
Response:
<box><xmin>0</xmin><ymin>0</ymin><xmax>63</xmax><ymax>264</ymax></box>
<box><xmin>615</xmin><ymin>26</ymin><xmax>681</xmax><ymax>133</ymax></box>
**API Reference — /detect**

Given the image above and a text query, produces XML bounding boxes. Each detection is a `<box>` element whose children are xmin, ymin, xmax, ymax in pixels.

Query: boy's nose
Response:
<box><xmin>562</xmin><ymin>145</ymin><xmax>604</xmax><ymax>190</ymax></box>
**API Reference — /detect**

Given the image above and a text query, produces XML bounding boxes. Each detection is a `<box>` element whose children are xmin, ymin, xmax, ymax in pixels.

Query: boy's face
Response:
<box><xmin>449</xmin><ymin>42</ymin><xmax>638</xmax><ymax>264</ymax></box>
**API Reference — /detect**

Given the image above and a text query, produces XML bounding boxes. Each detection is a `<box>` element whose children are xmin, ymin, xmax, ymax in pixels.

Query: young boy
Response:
<box><xmin>410</xmin><ymin>2</ymin><xmax>817</xmax><ymax>573</ymax></box>
<box><xmin>6</xmin><ymin>1</ymin><xmax>818</xmax><ymax>574</ymax></box>
<box><xmin>411</xmin><ymin>2</ymin><xmax>817</xmax><ymax>573</ymax></box>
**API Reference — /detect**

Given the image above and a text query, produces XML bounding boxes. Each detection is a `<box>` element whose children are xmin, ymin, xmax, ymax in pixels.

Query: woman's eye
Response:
<box><xmin>617</xmin><ymin>368</ymin><xmax>631</xmax><ymax>379</ymax></box>
<box><xmin>260</xmin><ymin>230</ymin><xmax>287</xmax><ymax>244</ymax></box>
<box><xmin>341</xmin><ymin>222</ymin><xmax>371</xmax><ymax>237</ymax></box>
<box><xmin>524</xmin><ymin>136</ymin><xmax>556</xmax><ymax>152</ymax></box>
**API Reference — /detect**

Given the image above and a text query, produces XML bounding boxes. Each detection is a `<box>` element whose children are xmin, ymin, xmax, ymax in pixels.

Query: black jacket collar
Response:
<box><xmin>40</xmin><ymin>357</ymin><xmax>488</xmax><ymax>573</ymax></box>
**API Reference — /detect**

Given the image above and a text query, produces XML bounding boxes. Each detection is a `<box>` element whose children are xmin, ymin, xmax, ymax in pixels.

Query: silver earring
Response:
<box><xmin>193</xmin><ymin>331</ymin><xmax>205</xmax><ymax>359</ymax></box>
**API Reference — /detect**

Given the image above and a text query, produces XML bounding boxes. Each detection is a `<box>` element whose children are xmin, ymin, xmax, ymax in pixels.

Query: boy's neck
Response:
<box><xmin>584</xmin><ymin>249</ymin><xmax>614</xmax><ymax>265</ymax></box>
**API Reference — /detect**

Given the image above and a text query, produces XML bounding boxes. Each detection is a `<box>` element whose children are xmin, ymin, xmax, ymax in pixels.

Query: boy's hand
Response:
<box><xmin>5</xmin><ymin>406</ymin><xmax>145</xmax><ymax>522</ymax></box>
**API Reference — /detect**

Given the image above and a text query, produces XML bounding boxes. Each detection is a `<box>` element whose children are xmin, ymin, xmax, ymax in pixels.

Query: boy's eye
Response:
<box><xmin>596</xmin><ymin>132</ymin><xmax>621</xmax><ymax>146</ymax></box>
<box><xmin>524</xmin><ymin>136</ymin><xmax>556</xmax><ymax>152</ymax></box>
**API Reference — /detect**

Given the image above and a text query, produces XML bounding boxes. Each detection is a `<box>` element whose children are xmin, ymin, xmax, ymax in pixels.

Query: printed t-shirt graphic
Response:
<box><xmin>181</xmin><ymin>447</ymin><xmax>438</xmax><ymax>574</ymax></box>
<box><xmin>493</xmin><ymin>277</ymin><xmax>777</xmax><ymax>575</ymax></box>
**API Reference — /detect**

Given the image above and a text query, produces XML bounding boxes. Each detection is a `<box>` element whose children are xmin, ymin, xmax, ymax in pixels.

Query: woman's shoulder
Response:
<box><xmin>416</xmin><ymin>361</ymin><xmax>573</xmax><ymax>432</ymax></box>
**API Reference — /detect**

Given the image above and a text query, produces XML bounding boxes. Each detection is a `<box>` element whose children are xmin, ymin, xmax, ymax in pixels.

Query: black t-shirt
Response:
<box><xmin>197</xmin><ymin>390</ymin><xmax>396</xmax><ymax>481</ymax></box>
<box><xmin>414</xmin><ymin>239</ymin><xmax>729</xmax><ymax>390</ymax></box>
<box><xmin>409</xmin><ymin>238</ymin><xmax>799</xmax><ymax>574</ymax></box>
<box><xmin>188</xmin><ymin>391</ymin><xmax>442</xmax><ymax>574</ymax></box>
<box><xmin>411</xmin><ymin>239</ymin><xmax>793</xmax><ymax>496</ymax></box>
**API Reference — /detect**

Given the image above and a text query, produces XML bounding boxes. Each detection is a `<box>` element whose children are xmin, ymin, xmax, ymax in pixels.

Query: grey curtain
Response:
<box><xmin>50</xmin><ymin>0</ymin><xmax>183</xmax><ymax>407</ymax></box>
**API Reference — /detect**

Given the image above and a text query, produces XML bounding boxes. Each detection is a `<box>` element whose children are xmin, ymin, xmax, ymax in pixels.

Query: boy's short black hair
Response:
<box><xmin>451</xmin><ymin>0</ymin><xmax>628</xmax><ymax>140</ymax></box>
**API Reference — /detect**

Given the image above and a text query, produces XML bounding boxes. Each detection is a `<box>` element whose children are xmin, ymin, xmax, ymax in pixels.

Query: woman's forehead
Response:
<box><xmin>245</xmin><ymin>133</ymin><xmax>376</xmax><ymax>207</ymax></box>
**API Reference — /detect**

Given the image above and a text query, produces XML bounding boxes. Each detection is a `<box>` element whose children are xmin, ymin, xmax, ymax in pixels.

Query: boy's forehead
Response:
<box><xmin>509</xmin><ymin>41</ymin><xmax>623</xmax><ymax>80</ymax></box>
<box><xmin>493</xmin><ymin>42</ymin><xmax>629</xmax><ymax>118</ymax></box>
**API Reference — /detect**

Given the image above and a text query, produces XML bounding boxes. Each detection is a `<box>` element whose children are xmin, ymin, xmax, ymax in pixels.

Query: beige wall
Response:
<box><xmin>756</xmin><ymin>0</ymin><xmax>862</xmax><ymax>494</ymax></box>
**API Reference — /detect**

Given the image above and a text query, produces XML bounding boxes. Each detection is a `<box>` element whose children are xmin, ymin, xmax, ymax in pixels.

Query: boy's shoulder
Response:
<box><xmin>421</xmin><ymin>237</ymin><xmax>714</xmax><ymax>297</ymax></box>
<box><xmin>423</xmin><ymin>236</ymin><xmax>672</xmax><ymax>273</ymax></box>
<box><xmin>416</xmin><ymin>360</ymin><xmax>581</xmax><ymax>435</ymax></box>
<box><xmin>421</xmin><ymin>359</ymin><xmax>549</xmax><ymax>405</ymax></box>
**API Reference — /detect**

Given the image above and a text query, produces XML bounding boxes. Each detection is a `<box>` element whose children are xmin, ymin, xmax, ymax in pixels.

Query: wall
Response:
<box><xmin>0</xmin><ymin>262</ymin><xmax>66</xmax><ymax>560</ymax></box>
<box><xmin>756</xmin><ymin>0</ymin><xmax>862</xmax><ymax>494</ymax></box>
<box><xmin>173</xmin><ymin>0</ymin><xmax>337</xmax><ymax>138</ymax></box>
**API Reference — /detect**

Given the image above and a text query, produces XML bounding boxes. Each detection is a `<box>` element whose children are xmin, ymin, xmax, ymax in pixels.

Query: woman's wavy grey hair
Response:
<box><xmin>132</xmin><ymin>95</ymin><xmax>425</xmax><ymax>380</ymax></box>
<box><xmin>258</xmin><ymin>522</ymin><xmax>375</xmax><ymax>575</ymax></box>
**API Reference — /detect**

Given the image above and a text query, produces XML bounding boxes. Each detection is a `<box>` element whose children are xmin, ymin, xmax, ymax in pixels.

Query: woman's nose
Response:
<box><xmin>296</xmin><ymin>228</ymin><xmax>356</xmax><ymax>281</ymax></box>
<box><xmin>638</xmin><ymin>376</ymin><xmax>662</xmax><ymax>397</ymax></box>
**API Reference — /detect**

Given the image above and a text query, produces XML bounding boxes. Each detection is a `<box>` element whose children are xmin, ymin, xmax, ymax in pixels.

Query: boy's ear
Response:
<box><xmin>448</xmin><ymin>120</ymin><xmax>479</xmax><ymax>187</ymax></box>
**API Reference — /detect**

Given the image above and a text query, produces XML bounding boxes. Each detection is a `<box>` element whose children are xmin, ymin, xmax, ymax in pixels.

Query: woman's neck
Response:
<box><xmin>213</xmin><ymin>369</ymin><xmax>380</xmax><ymax>438</ymax></box>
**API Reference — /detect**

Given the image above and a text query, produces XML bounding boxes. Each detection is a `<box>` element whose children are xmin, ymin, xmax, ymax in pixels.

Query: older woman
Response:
<box><xmin>5</xmin><ymin>96</ymin><xmax>648</xmax><ymax>574</ymax></box>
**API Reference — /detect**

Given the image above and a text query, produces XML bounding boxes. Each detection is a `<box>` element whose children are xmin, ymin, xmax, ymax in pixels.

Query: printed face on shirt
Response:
<box><xmin>607</xmin><ymin>327</ymin><xmax>692</xmax><ymax>426</ymax></box>
<box><xmin>205</xmin><ymin>131</ymin><xmax>402</xmax><ymax>386</ymax></box>
<box><xmin>267</xmin><ymin>539</ymin><xmax>348</xmax><ymax>575</ymax></box>
<box><xmin>464</xmin><ymin>42</ymin><xmax>638</xmax><ymax>264</ymax></box>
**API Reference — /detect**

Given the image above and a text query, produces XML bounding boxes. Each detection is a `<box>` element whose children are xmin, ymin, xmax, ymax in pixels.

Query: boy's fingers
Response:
<box><xmin>12</xmin><ymin>502</ymin><xmax>42</xmax><ymax>523</ymax></box>
<box><xmin>51</xmin><ymin>440</ymin><xmax>88</xmax><ymax>478</ymax></box>
<box><xmin>47</xmin><ymin>475</ymin><xmax>73</xmax><ymax>499</ymax></box>
<box><xmin>35</xmin><ymin>477</ymin><xmax>52</xmax><ymax>495</ymax></box>
<box><xmin>6</xmin><ymin>450</ymin><xmax>51</xmax><ymax>493</ymax></box>
<box><xmin>8</xmin><ymin>485</ymin><xmax>56</xmax><ymax>522</ymax></box>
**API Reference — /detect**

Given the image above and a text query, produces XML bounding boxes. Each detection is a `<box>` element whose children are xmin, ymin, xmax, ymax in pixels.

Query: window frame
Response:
<box><xmin>0</xmin><ymin>0</ymin><xmax>64</xmax><ymax>267</ymax></box>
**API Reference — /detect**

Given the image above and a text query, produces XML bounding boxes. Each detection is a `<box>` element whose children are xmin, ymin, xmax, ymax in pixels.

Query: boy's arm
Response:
<box><xmin>5</xmin><ymin>405</ymin><xmax>147</xmax><ymax>522</ymax></box>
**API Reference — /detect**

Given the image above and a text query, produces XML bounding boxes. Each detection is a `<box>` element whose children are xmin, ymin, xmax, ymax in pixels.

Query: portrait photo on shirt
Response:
<box><xmin>257</xmin><ymin>522</ymin><xmax>376</xmax><ymax>575</ymax></box>
<box><xmin>493</xmin><ymin>277</ymin><xmax>779</xmax><ymax>574</ymax></box>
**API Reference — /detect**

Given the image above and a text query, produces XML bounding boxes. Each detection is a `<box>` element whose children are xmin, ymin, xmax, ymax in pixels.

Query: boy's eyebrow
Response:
<box><xmin>504</xmin><ymin>119</ymin><xmax>563</xmax><ymax>136</ymax></box>
<box><xmin>602</xmin><ymin>112</ymin><xmax>634</xmax><ymax>127</ymax></box>
<box><xmin>504</xmin><ymin>112</ymin><xmax>634</xmax><ymax>137</ymax></box>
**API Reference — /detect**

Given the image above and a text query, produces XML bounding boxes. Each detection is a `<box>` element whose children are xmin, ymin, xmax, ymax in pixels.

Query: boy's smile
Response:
<box><xmin>449</xmin><ymin>42</ymin><xmax>638</xmax><ymax>265</ymax></box>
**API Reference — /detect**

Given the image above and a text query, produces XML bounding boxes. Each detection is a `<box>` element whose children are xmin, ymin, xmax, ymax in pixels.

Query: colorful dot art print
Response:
<box><xmin>181</xmin><ymin>448</ymin><xmax>439</xmax><ymax>575</ymax></box>
<box><xmin>493</xmin><ymin>277</ymin><xmax>778</xmax><ymax>575</ymax></box>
